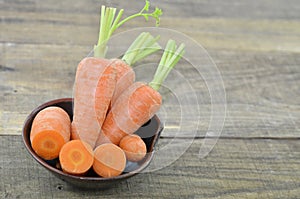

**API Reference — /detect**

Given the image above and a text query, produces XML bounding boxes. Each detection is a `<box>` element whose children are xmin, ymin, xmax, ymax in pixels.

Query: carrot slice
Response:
<box><xmin>30</xmin><ymin>106</ymin><xmax>71</xmax><ymax>160</ymax></box>
<box><xmin>119</xmin><ymin>134</ymin><xmax>147</xmax><ymax>162</ymax></box>
<box><xmin>93</xmin><ymin>143</ymin><xmax>126</xmax><ymax>178</ymax></box>
<box><xmin>31</xmin><ymin>130</ymin><xmax>66</xmax><ymax>160</ymax></box>
<box><xmin>59</xmin><ymin>140</ymin><xmax>94</xmax><ymax>175</ymax></box>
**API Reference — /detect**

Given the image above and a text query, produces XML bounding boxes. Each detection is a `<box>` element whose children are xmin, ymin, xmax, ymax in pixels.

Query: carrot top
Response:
<box><xmin>94</xmin><ymin>0</ymin><xmax>163</xmax><ymax>58</ymax></box>
<box><xmin>122</xmin><ymin>32</ymin><xmax>161</xmax><ymax>66</ymax></box>
<box><xmin>149</xmin><ymin>40</ymin><xmax>185</xmax><ymax>90</ymax></box>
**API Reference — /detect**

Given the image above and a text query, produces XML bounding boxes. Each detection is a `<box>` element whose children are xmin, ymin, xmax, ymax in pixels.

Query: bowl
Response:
<box><xmin>22</xmin><ymin>98</ymin><xmax>163</xmax><ymax>189</ymax></box>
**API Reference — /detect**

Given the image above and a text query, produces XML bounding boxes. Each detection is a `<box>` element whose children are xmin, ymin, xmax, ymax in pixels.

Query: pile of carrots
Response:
<box><xmin>30</xmin><ymin>1</ymin><xmax>185</xmax><ymax>178</ymax></box>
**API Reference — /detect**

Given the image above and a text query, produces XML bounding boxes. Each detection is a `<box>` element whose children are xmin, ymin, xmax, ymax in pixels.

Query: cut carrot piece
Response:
<box><xmin>119</xmin><ymin>134</ymin><xmax>147</xmax><ymax>162</ymax></box>
<box><xmin>59</xmin><ymin>140</ymin><xmax>94</xmax><ymax>175</ymax></box>
<box><xmin>30</xmin><ymin>106</ymin><xmax>71</xmax><ymax>160</ymax></box>
<box><xmin>93</xmin><ymin>143</ymin><xmax>126</xmax><ymax>178</ymax></box>
<box><xmin>31</xmin><ymin>130</ymin><xmax>66</xmax><ymax>160</ymax></box>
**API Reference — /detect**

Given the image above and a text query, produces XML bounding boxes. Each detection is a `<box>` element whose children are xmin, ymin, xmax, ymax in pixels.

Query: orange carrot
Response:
<box><xmin>30</xmin><ymin>106</ymin><xmax>71</xmax><ymax>160</ymax></box>
<box><xmin>96</xmin><ymin>40</ymin><xmax>185</xmax><ymax>147</ymax></box>
<box><xmin>119</xmin><ymin>134</ymin><xmax>147</xmax><ymax>162</ymax></box>
<box><xmin>109</xmin><ymin>59</ymin><xmax>135</xmax><ymax>106</ymax></box>
<box><xmin>110</xmin><ymin>32</ymin><xmax>161</xmax><ymax>107</ymax></box>
<box><xmin>96</xmin><ymin>82</ymin><xmax>162</xmax><ymax>146</ymax></box>
<box><xmin>71</xmin><ymin>57</ymin><xmax>116</xmax><ymax>148</ymax></box>
<box><xmin>73</xmin><ymin>33</ymin><xmax>160</xmax><ymax>144</ymax></box>
<box><xmin>59</xmin><ymin>140</ymin><xmax>94</xmax><ymax>175</ymax></box>
<box><xmin>93</xmin><ymin>143</ymin><xmax>126</xmax><ymax>178</ymax></box>
<box><xmin>72</xmin><ymin>3</ymin><xmax>162</xmax><ymax>148</ymax></box>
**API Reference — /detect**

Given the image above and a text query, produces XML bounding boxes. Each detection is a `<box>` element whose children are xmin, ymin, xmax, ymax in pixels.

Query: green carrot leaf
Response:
<box><xmin>142</xmin><ymin>0</ymin><xmax>150</xmax><ymax>12</ymax></box>
<box><xmin>94</xmin><ymin>0</ymin><xmax>163</xmax><ymax>58</ymax></box>
<box><xmin>122</xmin><ymin>32</ymin><xmax>161</xmax><ymax>66</ymax></box>
<box><xmin>149</xmin><ymin>40</ymin><xmax>185</xmax><ymax>90</ymax></box>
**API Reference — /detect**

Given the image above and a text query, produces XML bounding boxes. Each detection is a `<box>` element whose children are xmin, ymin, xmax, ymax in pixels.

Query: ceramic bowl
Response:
<box><xmin>22</xmin><ymin>98</ymin><xmax>163</xmax><ymax>189</ymax></box>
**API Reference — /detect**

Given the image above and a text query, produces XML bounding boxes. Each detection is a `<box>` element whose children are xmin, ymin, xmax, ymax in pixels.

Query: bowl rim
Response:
<box><xmin>22</xmin><ymin>98</ymin><xmax>163</xmax><ymax>182</ymax></box>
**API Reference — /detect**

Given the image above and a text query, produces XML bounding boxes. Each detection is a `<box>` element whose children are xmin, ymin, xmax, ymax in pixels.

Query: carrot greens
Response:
<box><xmin>149</xmin><ymin>40</ymin><xmax>185</xmax><ymax>90</ymax></box>
<box><xmin>122</xmin><ymin>32</ymin><xmax>161</xmax><ymax>66</ymax></box>
<box><xmin>94</xmin><ymin>0</ymin><xmax>163</xmax><ymax>58</ymax></box>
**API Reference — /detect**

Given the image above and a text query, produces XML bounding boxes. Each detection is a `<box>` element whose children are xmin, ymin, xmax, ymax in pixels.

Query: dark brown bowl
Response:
<box><xmin>22</xmin><ymin>98</ymin><xmax>163</xmax><ymax>189</ymax></box>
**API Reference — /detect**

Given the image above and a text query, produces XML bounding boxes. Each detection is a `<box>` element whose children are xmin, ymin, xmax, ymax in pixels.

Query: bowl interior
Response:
<box><xmin>22</xmin><ymin>98</ymin><xmax>163</xmax><ymax>189</ymax></box>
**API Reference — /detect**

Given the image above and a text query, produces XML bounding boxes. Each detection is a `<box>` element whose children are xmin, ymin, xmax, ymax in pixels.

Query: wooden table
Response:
<box><xmin>1</xmin><ymin>0</ymin><xmax>299</xmax><ymax>198</ymax></box>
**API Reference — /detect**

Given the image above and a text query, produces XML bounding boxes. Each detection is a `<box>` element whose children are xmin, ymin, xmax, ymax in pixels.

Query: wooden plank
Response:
<box><xmin>1</xmin><ymin>0</ymin><xmax>299</xmax><ymax>20</ymax></box>
<box><xmin>1</xmin><ymin>0</ymin><xmax>300</xmax><ymax>53</ymax></box>
<box><xmin>1</xmin><ymin>43</ymin><xmax>299</xmax><ymax>137</ymax></box>
<box><xmin>1</xmin><ymin>135</ymin><xmax>299</xmax><ymax>198</ymax></box>
<box><xmin>0</xmin><ymin>1</ymin><xmax>299</xmax><ymax>137</ymax></box>
<box><xmin>2</xmin><ymin>10</ymin><xmax>300</xmax><ymax>52</ymax></box>
<box><xmin>0</xmin><ymin>44</ymin><xmax>300</xmax><ymax>137</ymax></box>
<box><xmin>1</xmin><ymin>0</ymin><xmax>300</xmax><ymax>198</ymax></box>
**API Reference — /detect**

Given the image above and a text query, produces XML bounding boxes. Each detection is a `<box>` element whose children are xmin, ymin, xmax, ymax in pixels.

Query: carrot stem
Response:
<box><xmin>149</xmin><ymin>40</ymin><xmax>185</xmax><ymax>90</ymax></box>
<box><xmin>122</xmin><ymin>32</ymin><xmax>161</xmax><ymax>66</ymax></box>
<box><xmin>93</xmin><ymin>0</ymin><xmax>163</xmax><ymax>58</ymax></box>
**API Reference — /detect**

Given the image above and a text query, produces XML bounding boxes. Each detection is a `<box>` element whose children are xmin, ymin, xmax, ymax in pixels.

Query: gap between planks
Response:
<box><xmin>2</xmin><ymin>134</ymin><xmax>299</xmax><ymax>141</ymax></box>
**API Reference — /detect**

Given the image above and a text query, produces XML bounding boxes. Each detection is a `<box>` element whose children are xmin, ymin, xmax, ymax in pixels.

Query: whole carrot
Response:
<box><xmin>110</xmin><ymin>32</ymin><xmax>161</xmax><ymax>107</ymax></box>
<box><xmin>96</xmin><ymin>40</ymin><xmax>185</xmax><ymax>146</ymax></box>
<box><xmin>71</xmin><ymin>1</ymin><xmax>162</xmax><ymax>148</ymax></box>
<box><xmin>96</xmin><ymin>81</ymin><xmax>161</xmax><ymax>145</ymax></box>
<box><xmin>71</xmin><ymin>57</ymin><xmax>116</xmax><ymax>148</ymax></box>
<box><xmin>92</xmin><ymin>1</ymin><xmax>162</xmax><ymax>106</ymax></box>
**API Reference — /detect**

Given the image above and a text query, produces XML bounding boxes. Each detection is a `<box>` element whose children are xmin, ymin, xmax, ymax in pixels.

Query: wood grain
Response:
<box><xmin>1</xmin><ymin>0</ymin><xmax>299</xmax><ymax>137</ymax></box>
<box><xmin>1</xmin><ymin>0</ymin><xmax>300</xmax><ymax>198</ymax></box>
<box><xmin>1</xmin><ymin>136</ymin><xmax>299</xmax><ymax>198</ymax></box>
<box><xmin>0</xmin><ymin>44</ymin><xmax>299</xmax><ymax>137</ymax></box>
<box><xmin>2</xmin><ymin>11</ymin><xmax>300</xmax><ymax>52</ymax></box>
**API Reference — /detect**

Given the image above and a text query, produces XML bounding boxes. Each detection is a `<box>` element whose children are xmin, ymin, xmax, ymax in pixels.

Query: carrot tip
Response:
<box><xmin>119</xmin><ymin>134</ymin><xmax>147</xmax><ymax>162</ymax></box>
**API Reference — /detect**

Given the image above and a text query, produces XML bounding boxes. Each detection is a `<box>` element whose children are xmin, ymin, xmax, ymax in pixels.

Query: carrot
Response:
<box><xmin>110</xmin><ymin>32</ymin><xmax>161</xmax><ymax>106</ymax></box>
<box><xmin>59</xmin><ymin>140</ymin><xmax>94</xmax><ymax>175</ymax></box>
<box><xmin>96</xmin><ymin>40</ymin><xmax>185</xmax><ymax>146</ymax></box>
<box><xmin>72</xmin><ymin>2</ymin><xmax>162</xmax><ymax>148</ymax></box>
<box><xmin>109</xmin><ymin>59</ymin><xmax>135</xmax><ymax>106</ymax></box>
<box><xmin>96</xmin><ymin>82</ymin><xmax>162</xmax><ymax>146</ymax></box>
<box><xmin>30</xmin><ymin>106</ymin><xmax>71</xmax><ymax>160</ymax></box>
<box><xmin>119</xmin><ymin>134</ymin><xmax>147</xmax><ymax>162</ymax></box>
<box><xmin>71</xmin><ymin>57</ymin><xmax>116</xmax><ymax>148</ymax></box>
<box><xmin>93</xmin><ymin>143</ymin><xmax>126</xmax><ymax>178</ymax></box>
